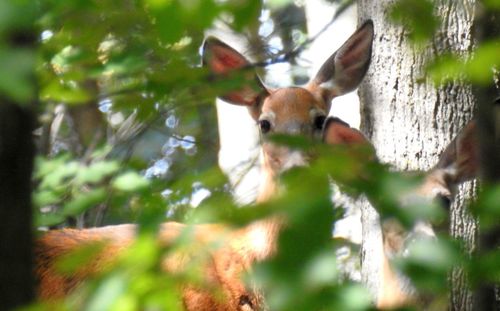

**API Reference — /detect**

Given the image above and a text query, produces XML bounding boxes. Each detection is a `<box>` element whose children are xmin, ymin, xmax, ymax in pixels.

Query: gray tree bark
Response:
<box><xmin>357</xmin><ymin>1</ymin><xmax>478</xmax><ymax>310</ymax></box>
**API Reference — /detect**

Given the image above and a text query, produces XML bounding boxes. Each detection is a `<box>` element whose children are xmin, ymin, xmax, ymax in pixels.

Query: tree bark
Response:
<box><xmin>357</xmin><ymin>1</ymin><xmax>478</xmax><ymax>309</ymax></box>
<box><xmin>0</xmin><ymin>103</ymin><xmax>36</xmax><ymax>309</ymax></box>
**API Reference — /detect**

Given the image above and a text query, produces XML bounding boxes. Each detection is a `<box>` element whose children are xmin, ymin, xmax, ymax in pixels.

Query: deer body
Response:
<box><xmin>36</xmin><ymin>21</ymin><xmax>375</xmax><ymax>310</ymax></box>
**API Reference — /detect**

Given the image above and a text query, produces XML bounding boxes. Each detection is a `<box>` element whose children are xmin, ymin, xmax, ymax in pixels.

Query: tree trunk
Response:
<box><xmin>0</xmin><ymin>10</ymin><xmax>37</xmax><ymax>308</ymax></box>
<box><xmin>0</xmin><ymin>103</ymin><xmax>36</xmax><ymax>309</ymax></box>
<box><xmin>357</xmin><ymin>1</ymin><xmax>478</xmax><ymax>309</ymax></box>
<box><xmin>472</xmin><ymin>5</ymin><xmax>500</xmax><ymax>310</ymax></box>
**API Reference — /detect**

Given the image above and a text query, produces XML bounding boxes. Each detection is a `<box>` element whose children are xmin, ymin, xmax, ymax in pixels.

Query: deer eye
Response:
<box><xmin>314</xmin><ymin>115</ymin><xmax>326</xmax><ymax>130</ymax></box>
<box><xmin>434</xmin><ymin>194</ymin><xmax>451</xmax><ymax>211</ymax></box>
<box><xmin>259</xmin><ymin>119</ymin><xmax>271</xmax><ymax>134</ymax></box>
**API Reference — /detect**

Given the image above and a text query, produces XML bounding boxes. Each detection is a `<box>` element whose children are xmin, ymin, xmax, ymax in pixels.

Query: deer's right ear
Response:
<box><xmin>202</xmin><ymin>37</ymin><xmax>268</xmax><ymax>117</ymax></box>
<box><xmin>307</xmin><ymin>20</ymin><xmax>374</xmax><ymax>103</ymax></box>
<box><xmin>435</xmin><ymin>120</ymin><xmax>479</xmax><ymax>185</ymax></box>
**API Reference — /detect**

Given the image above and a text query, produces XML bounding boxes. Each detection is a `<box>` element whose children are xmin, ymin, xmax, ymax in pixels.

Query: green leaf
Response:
<box><xmin>41</xmin><ymin>79</ymin><xmax>92</xmax><ymax>104</ymax></box>
<box><xmin>0</xmin><ymin>0</ymin><xmax>38</xmax><ymax>33</ymax></box>
<box><xmin>33</xmin><ymin>190</ymin><xmax>61</xmax><ymax>207</ymax></box>
<box><xmin>268</xmin><ymin>134</ymin><xmax>315</xmax><ymax>150</ymax></box>
<box><xmin>389</xmin><ymin>0</ymin><xmax>439</xmax><ymax>44</ymax></box>
<box><xmin>427</xmin><ymin>53</ymin><xmax>464</xmax><ymax>84</ymax></box>
<box><xmin>0</xmin><ymin>48</ymin><xmax>35</xmax><ymax>103</ymax></box>
<box><xmin>482</xmin><ymin>0</ymin><xmax>500</xmax><ymax>10</ymax></box>
<box><xmin>85</xmin><ymin>273</ymin><xmax>128</xmax><ymax>311</ymax></box>
<box><xmin>63</xmin><ymin>188</ymin><xmax>107</xmax><ymax>217</ymax></box>
<box><xmin>39</xmin><ymin>161</ymin><xmax>80</xmax><ymax>189</ymax></box>
<box><xmin>466</xmin><ymin>40</ymin><xmax>500</xmax><ymax>84</ymax></box>
<box><xmin>35</xmin><ymin>212</ymin><xmax>65</xmax><ymax>227</ymax></box>
<box><xmin>428</xmin><ymin>40</ymin><xmax>500</xmax><ymax>85</ymax></box>
<box><xmin>112</xmin><ymin>172</ymin><xmax>150</xmax><ymax>192</ymax></box>
<box><xmin>75</xmin><ymin>161</ymin><xmax>120</xmax><ymax>185</ymax></box>
<box><xmin>267</xmin><ymin>0</ymin><xmax>294</xmax><ymax>9</ymax></box>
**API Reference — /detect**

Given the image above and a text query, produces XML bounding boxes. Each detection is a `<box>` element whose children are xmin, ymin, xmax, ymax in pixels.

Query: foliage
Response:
<box><xmin>0</xmin><ymin>0</ymin><xmax>498</xmax><ymax>310</ymax></box>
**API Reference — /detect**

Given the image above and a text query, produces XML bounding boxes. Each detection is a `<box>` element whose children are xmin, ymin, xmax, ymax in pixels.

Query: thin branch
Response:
<box><xmin>251</xmin><ymin>0</ymin><xmax>357</xmax><ymax>68</ymax></box>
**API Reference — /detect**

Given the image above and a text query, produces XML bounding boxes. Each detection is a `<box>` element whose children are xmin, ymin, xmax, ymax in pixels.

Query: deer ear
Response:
<box><xmin>202</xmin><ymin>37</ymin><xmax>268</xmax><ymax>114</ymax></box>
<box><xmin>308</xmin><ymin>20</ymin><xmax>374</xmax><ymax>103</ymax></box>
<box><xmin>434</xmin><ymin>120</ymin><xmax>479</xmax><ymax>185</ymax></box>
<box><xmin>323</xmin><ymin>117</ymin><xmax>372</xmax><ymax>146</ymax></box>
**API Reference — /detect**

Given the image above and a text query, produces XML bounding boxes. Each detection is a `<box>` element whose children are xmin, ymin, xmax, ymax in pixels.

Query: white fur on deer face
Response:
<box><xmin>203</xmin><ymin>21</ymin><xmax>374</xmax><ymax>178</ymax></box>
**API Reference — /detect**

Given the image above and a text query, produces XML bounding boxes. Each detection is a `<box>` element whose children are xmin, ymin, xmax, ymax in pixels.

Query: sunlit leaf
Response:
<box><xmin>465</xmin><ymin>40</ymin><xmax>500</xmax><ymax>84</ymax></box>
<box><xmin>41</xmin><ymin>80</ymin><xmax>92</xmax><ymax>104</ymax></box>
<box><xmin>85</xmin><ymin>273</ymin><xmax>128</xmax><ymax>311</ymax></box>
<box><xmin>35</xmin><ymin>212</ymin><xmax>65</xmax><ymax>227</ymax></box>
<box><xmin>303</xmin><ymin>250</ymin><xmax>339</xmax><ymax>288</ymax></box>
<box><xmin>63</xmin><ymin>188</ymin><xmax>107</xmax><ymax>216</ymax></box>
<box><xmin>39</xmin><ymin>161</ymin><xmax>80</xmax><ymax>189</ymax></box>
<box><xmin>266</xmin><ymin>0</ymin><xmax>294</xmax><ymax>9</ymax></box>
<box><xmin>75</xmin><ymin>161</ymin><xmax>120</xmax><ymax>185</ymax></box>
<box><xmin>112</xmin><ymin>172</ymin><xmax>150</xmax><ymax>192</ymax></box>
<box><xmin>34</xmin><ymin>190</ymin><xmax>61</xmax><ymax>207</ymax></box>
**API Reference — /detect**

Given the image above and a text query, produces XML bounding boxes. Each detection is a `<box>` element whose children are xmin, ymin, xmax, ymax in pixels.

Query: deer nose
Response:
<box><xmin>283</xmin><ymin>121</ymin><xmax>307</xmax><ymax>135</ymax></box>
<box><xmin>402</xmin><ymin>221</ymin><xmax>437</xmax><ymax>256</ymax></box>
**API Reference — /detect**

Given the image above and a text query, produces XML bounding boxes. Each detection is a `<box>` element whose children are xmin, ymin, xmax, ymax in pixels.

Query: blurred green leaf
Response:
<box><xmin>269</xmin><ymin>133</ymin><xmax>315</xmax><ymax>150</ymax></box>
<box><xmin>397</xmin><ymin>238</ymin><xmax>460</xmax><ymax>293</ymax></box>
<box><xmin>41</xmin><ymin>79</ymin><xmax>92</xmax><ymax>104</ymax></box>
<box><xmin>389</xmin><ymin>0</ymin><xmax>440</xmax><ymax>44</ymax></box>
<box><xmin>0</xmin><ymin>48</ymin><xmax>36</xmax><ymax>103</ymax></box>
<box><xmin>470</xmin><ymin>184</ymin><xmax>500</xmax><ymax>229</ymax></box>
<box><xmin>75</xmin><ymin>161</ymin><xmax>120</xmax><ymax>185</ymax></box>
<box><xmin>35</xmin><ymin>212</ymin><xmax>65</xmax><ymax>227</ymax></box>
<box><xmin>85</xmin><ymin>273</ymin><xmax>128</xmax><ymax>311</ymax></box>
<box><xmin>428</xmin><ymin>40</ymin><xmax>500</xmax><ymax>85</ymax></box>
<box><xmin>465</xmin><ymin>40</ymin><xmax>500</xmax><ymax>83</ymax></box>
<box><xmin>0</xmin><ymin>0</ymin><xmax>38</xmax><ymax>104</ymax></box>
<box><xmin>468</xmin><ymin>249</ymin><xmax>500</xmax><ymax>285</ymax></box>
<box><xmin>34</xmin><ymin>190</ymin><xmax>61</xmax><ymax>207</ymax></box>
<box><xmin>267</xmin><ymin>0</ymin><xmax>294</xmax><ymax>9</ymax></box>
<box><xmin>113</xmin><ymin>172</ymin><xmax>150</xmax><ymax>192</ymax></box>
<box><xmin>482</xmin><ymin>0</ymin><xmax>500</xmax><ymax>10</ymax></box>
<box><xmin>63</xmin><ymin>188</ymin><xmax>107</xmax><ymax>217</ymax></box>
<box><xmin>39</xmin><ymin>161</ymin><xmax>79</xmax><ymax>189</ymax></box>
<box><xmin>0</xmin><ymin>0</ymin><xmax>38</xmax><ymax>33</ymax></box>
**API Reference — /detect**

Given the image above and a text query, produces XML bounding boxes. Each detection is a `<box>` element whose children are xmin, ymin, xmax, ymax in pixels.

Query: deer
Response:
<box><xmin>35</xmin><ymin>20</ymin><xmax>376</xmax><ymax>311</ymax></box>
<box><xmin>375</xmin><ymin>120</ymin><xmax>479</xmax><ymax>309</ymax></box>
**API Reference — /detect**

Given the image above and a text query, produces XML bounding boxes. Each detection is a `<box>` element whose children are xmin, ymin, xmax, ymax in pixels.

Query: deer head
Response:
<box><xmin>203</xmin><ymin>21</ymin><xmax>374</xmax><ymax>202</ymax></box>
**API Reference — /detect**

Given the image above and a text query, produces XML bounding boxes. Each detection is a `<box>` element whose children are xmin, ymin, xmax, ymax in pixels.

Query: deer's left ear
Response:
<box><xmin>307</xmin><ymin>20</ymin><xmax>374</xmax><ymax>103</ymax></box>
<box><xmin>323</xmin><ymin>117</ymin><xmax>374</xmax><ymax>147</ymax></box>
<box><xmin>202</xmin><ymin>37</ymin><xmax>269</xmax><ymax>117</ymax></box>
